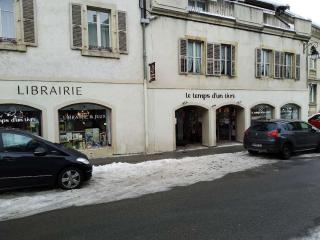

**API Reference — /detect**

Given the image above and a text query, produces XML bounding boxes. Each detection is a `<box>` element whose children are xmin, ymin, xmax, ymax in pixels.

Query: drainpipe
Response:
<box><xmin>140</xmin><ymin>0</ymin><xmax>149</xmax><ymax>153</ymax></box>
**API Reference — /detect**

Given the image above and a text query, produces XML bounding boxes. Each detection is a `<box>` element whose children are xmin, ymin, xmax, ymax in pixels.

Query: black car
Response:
<box><xmin>0</xmin><ymin>128</ymin><xmax>92</xmax><ymax>191</ymax></box>
<box><xmin>244</xmin><ymin>120</ymin><xmax>320</xmax><ymax>159</ymax></box>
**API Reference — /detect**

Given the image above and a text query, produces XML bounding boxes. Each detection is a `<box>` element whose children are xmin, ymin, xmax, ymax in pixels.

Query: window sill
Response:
<box><xmin>81</xmin><ymin>49</ymin><xmax>120</xmax><ymax>59</ymax></box>
<box><xmin>309</xmin><ymin>103</ymin><xmax>317</xmax><ymax>107</ymax></box>
<box><xmin>0</xmin><ymin>42</ymin><xmax>27</xmax><ymax>52</ymax></box>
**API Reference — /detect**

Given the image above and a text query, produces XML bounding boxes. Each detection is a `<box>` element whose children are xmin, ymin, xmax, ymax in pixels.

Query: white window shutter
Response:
<box><xmin>179</xmin><ymin>39</ymin><xmax>187</xmax><ymax>74</ymax></box>
<box><xmin>71</xmin><ymin>4</ymin><xmax>82</xmax><ymax>49</ymax></box>
<box><xmin>231</xmin><ymin>45</ymin><xmax>236</xmax><ymax>77</ymax></box>
<box><xmin>206</xmin><ymin>43</ymin><xmax>214</xmax><ymax>75</ymax></box>
<box><xmin>22</xmin><ymin>0</ymin><xmax>36</xmax><ymax>45</ymax></box>
<box><xmin>118</xmin><ymin>11</ymin><xmax>128</xmax><ymax>54</ymax></box>
<box><xmin>214</xmin><ymin>43</ymin><xmax>221</xmax><ymax>76</ymax></box>
<box><xmin>295</xmin><ymin>54</ymin><xmax>301</xmax><ymax>80</ymax></box>
<box><xmin>255</xmin><ymin>48</ymin><xmax>262</xmax><ymax>78</ymax></box>
<box><xmin>274</xmin><ymin>51</ymin><xmax>281</xmax><ymax>78</ymax></box>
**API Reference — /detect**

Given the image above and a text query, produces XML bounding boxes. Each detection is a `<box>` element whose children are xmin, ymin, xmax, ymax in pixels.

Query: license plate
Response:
<box><xmin>252</xmin><ymin>143</ymin><xmax>262</xmax><ymax>148</ymax></box>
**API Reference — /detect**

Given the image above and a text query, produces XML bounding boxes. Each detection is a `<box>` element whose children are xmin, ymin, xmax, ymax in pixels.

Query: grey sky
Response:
<box><xmin>276</xmin><ymin>0</ymin><xmax>320</xmax><ymax>25</ymax></box>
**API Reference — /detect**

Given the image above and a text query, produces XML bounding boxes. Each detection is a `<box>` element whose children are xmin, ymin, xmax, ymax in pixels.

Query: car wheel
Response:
<box><xmin>281</xmin><ymin>144</ymin><xmax>292</xmax><ymax>160</ymax></box>
<box><xmin>58</xmin><ymin>167</ymin><xmax>82</xmax><ymax>190</ymax></box>
<box><xmin>248</xmin><ymin>150</ymin><xmax>259</xmax><ymax>155</ymax></box>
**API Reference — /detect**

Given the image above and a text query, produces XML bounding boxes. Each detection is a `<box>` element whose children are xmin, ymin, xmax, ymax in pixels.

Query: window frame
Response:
<box><xmin>0</xmin><ymin>0</ymin><xmax>16</xmax><ymax>40</ymax></box>
<box><xmin>309</xmin><ymin>83</ymin><xmax>317</xmax><ymax>105</ymax></box>
<box><xmin>261</xmin><ymin>49</ymin><xmax>272</xmax><ymax>77</ymax></box>
<box><xmin>220</xmin><ymin>44</ymin><xmax>232</xmax><ymax>76</ymax></box>
<box><xmin>309</xmin><ymin>57</ymin><xmax>317</xmax><ymax>71</ymax></box>
<box><xmin>284</xmin><ymin>52</ymin><xmax>294</xmax><ymax>79</ymax></box>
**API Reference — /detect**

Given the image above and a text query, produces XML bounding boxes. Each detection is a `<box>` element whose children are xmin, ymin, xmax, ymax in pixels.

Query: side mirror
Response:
<box><xmin>34</xmin><ymin>147</ymin><xmax>47</xmax><ymax>156</ymax></box>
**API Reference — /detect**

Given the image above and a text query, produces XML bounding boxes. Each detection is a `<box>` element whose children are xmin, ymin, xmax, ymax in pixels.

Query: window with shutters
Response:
<box><xmin>187</xmin><ymin>41</ymin><xmax>202</xmax><ymax>74</ymax></box>
<box><xmin>284</xmin><ymin>53</ymin><xmax>294</xmax><ymax>79</ymax></box>
<box><xmin>309</xmin><ymin>57</ymin><xmax>317</xmax><ymax>70</ymax></box>
<box><xmin>261</xmin><ymin>49</ymin><xmax>272</xmax><ymax>77</ymax></box>
<box><xmin>0</xmin><ymin>0</ymin><xmax>36</xmax><ymax>51</ymax></box>
<box><xmin>309</xmin><ymin>84</ymin><xmax>317</xmax><ymax>105</ymax></box>
<box><xmin>221</xmin><ymin>44</ymin><xmax>232</xmax><ymax>76</ymax></box>
<box><xmin>71</xmin><ymin>3</ymin><xmax>127</xmax><ymax>58</ymax></box>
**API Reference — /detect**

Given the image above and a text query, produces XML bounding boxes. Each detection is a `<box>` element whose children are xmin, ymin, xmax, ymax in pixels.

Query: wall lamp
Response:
<box><xmin>304</xmin><ymin>42</ymin><xmax>320</xmax><ymax>60</ymax></box>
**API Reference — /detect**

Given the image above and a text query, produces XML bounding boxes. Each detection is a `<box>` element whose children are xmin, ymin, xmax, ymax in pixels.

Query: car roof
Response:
<box><xmin>253</xmin><ymin>119</ymin><xmax>304</xmax><ymax>124</ymax></box>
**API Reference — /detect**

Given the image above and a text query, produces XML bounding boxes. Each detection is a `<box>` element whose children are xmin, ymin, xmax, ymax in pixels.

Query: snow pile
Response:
<box><xmin>293</xmin><ymin>226</ymin><xmax>320</xmax><ymax>240</ymax></box>
<box><xmin>0</xmin><ymin>152</ymin><xmax>276</xmax><ymax>221</ymax></box>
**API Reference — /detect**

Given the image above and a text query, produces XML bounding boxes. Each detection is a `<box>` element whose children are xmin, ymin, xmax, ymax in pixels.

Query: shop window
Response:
<box><xmin>281</xmin><ymin>104</ymin><xmax>300</xmax><ymax>120</ymax></box>
<box><xmin>58</xmin><ymin>103</ymin><xmax>111</xmax><ymax>150</ymax></box>
<box><xmin>251</xmin><ymin>104</ymin><xmax>274</xmax><ymax>124</ymax></box>
<box><xmin>0</xmin><ymin>104</ymin><xmax>42</xmax><ymax>135</ymax></box>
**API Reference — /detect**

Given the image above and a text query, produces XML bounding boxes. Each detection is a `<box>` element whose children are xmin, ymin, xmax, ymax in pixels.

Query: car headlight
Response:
<box><xmin>76</xmin><ymin>157</ymin><xmax>90</xmax><ymax>165</ymax></box>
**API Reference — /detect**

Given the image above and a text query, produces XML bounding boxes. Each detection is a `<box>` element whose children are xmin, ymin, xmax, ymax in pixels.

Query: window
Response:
<box><xmin>188</xmin><ymin>0</ymin><xmax>206</xmax><ymax>11</ymax></box>
<box><xmin>284</xmin><ymin>53</ymin><xmax>293</xmax><ymax>79</ymax></box>
<box><xmin>251</xmin><ymin>104</ymin><xmax>274</xmax><ymax>124</ymax></box>
<box><xmin>0</xmin><ymin>104</ymin><xmax>42</xmax><ymax>135</ymax></box>
<box><xmin>187</xmin><ymin>41</ymin><xmax>202</xmax><ymax>74</ymax></box>
<box><xmin>309</xmin><ymin>84</ymin><xmax>317</xmax><ymax>104</ymax></box>
<box><xmin>71</xmin><ymin>3</ymin><xmax>127</xmax><ymax>58</ymax></box>
<box><xmin>0</xmin><ymin>0</ymin><xmax>15</xmax><ymax>40</ymax></box>
<box><xmin>281</xmin><ymin>104</ymin><xmax>300</xmax><ymax>120</ymax></box>
<box><xmin>2</xmin><ymin>133</ymin><xmax>35</xmax><ymax>152</ymax></box>
<box><xmin>221</xmin><ymin>45</ymin><xmax>232</xmax><ymax>75</ymax></box>
<box><xmin>58</xmin><ymin>103</ymin><xmax>112</xmax><ymax>150</ymax></box>
<box><xmin>310</xmin><ymin>58</ymin><xmax>317</xmax><ymax>70</ymax></box>
<box><xmin>88</xmin><ymin>8</ymin><xmax>111</xmax><ymax>50</ymax></box>
<box><xmin>261</xmin><ymin>49</ymin><xmax>272</xmax><ymax>77</ymax></box>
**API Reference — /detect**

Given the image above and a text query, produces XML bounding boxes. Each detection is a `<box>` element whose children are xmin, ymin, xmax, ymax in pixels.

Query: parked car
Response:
<box><xmin>243</xmin><ymin>120</ymin><xmax>320</xmax><ymax>159</ymax></box>
<box><xmin>308</xmin><ymin>113</ymin><xmax>320</xmax><ymax>129</ymax></box>
<box><xmin>0</xmin><ymin>128</ymin><xmax>92</xmax><ymax>191</ymax></box>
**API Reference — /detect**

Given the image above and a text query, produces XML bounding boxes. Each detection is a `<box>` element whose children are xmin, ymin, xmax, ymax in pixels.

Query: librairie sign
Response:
<box><xmin>18</xmin><ymin>85</ymin><xmax>83</xmax><ymax>96</ymax></box>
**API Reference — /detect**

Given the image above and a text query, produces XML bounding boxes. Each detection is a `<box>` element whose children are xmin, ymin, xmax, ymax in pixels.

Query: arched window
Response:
<box><xmin>281</xmin><ymin>104</ymin><xmax>300</xmax><ymax>120</ymax></box>
<box><xmin>0</xmin><ymin>104</ymin><xmax>42</xmax><ymax>135</ymax></box>
<box><xmin>58</xmin><ymin>103</ymin><xmax>111</xmax><ymax>150</ymax></box>
<box><xmin>251</xmin><ymin>104</ymin><xmax>274</xmax><ymax>124</ymax></box>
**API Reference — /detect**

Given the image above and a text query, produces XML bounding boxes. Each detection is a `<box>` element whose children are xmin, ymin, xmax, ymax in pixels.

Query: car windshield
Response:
<box><xmin>251</xmin><ymin>122</ymin><xmax>277</xmax><ymax>132</ymax></box>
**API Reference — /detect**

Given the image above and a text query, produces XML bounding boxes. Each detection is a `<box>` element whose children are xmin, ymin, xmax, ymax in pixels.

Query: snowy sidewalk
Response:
<box><xmin>0</xmin><ymin>151</ymin><xmax>276</xmax><ymax>221</ymax></box>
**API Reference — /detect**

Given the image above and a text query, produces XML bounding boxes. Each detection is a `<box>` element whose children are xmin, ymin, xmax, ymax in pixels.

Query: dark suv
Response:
<box><xmin>244</xmin><ymin>120</ymin><xmax>320</xmax><ymax>159</ymax></box>
<box><xmin>0</xmin><ymin>128</ymin><xmax>92</xmax><ymax>191</ymax></box>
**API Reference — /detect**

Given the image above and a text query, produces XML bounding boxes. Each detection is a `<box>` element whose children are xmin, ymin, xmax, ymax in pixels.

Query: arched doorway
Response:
<box><xmin>0</xmin><ymin>104</ymin><xmax>42</xmax><ymax>135</ymax></box>
<box><xmin>281</xmin><ymin>104</ymin><xmax>300</xmax><ymax>120</ymax></box>
<box><xmin>251</xmin><ymin>104</ymin><xmax>274</xmax><ymax>124</ymax></box>
<box><xmin>216</xmin><ymin>105</ymin><xmax>245</xmax><ymax>143</ymax></box>
<box><xmin>58</xmin><ymin>103</ymin><xmax>112</xmax><ymax>150</ymax></box>
<box><xmin>175</xmin><ymin>105</ymin><xmax>209</xmax><ymax>147</ymax></box>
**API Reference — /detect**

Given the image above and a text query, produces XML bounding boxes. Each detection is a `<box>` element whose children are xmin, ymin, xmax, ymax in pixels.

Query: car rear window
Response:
<box><xmin>251</xmin><ymin>123</ymin><xmax>277</xmax><ymax>132</ymax></box>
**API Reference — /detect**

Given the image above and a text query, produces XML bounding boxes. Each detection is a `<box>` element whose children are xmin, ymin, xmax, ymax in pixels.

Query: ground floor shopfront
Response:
<box><xmin>0</xmin><ymin>81</ymin><xmax>145</xmax><ymax>158</ymax></box>
<box><xmin>147</xmin><ymin>89</ymin><xmax>309</xmax><ymax>153</ymax></box>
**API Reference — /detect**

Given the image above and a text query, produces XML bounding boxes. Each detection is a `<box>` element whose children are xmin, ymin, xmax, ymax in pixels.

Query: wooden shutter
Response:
<box><xmin>274</xmin><ymin>51</ymin><xmax>281</xmax><ymax>78</ymax></box>
<box><xmin>231</xmin><ymin>45</ymin><xmax>236</xmax><ymax>77</ymax></box>
<box><xmin>214</xmin><ymin>44</ymin><xmax>221</xmax><ymax>76</ymax></box>
<box><xmin>22</xmin><ymin>0</ymin><xmax>36</xmax><ymax>45</ymax></box>
<box><xmin>206</xmin><ymin>43</ymin><xmax>214</xmax><ymax>75</ymax></box>
<box><xmin>256</xmin><ymin>48</ymin><xmax>262</xmax><ymax>78</ymax></box>
<box><xmin>295</xmin><ymin>54</ymin><xmax>301</xmax><ymax>80</ymax></box>
<box><xmin>280</xmin><ymin>52</ymin><xmax>285</xmax><ymax>78</ymax></box>
<box><xmin>71</xmin><ymin>4</ymin><xmax>82</xmax><ymax>49</ymax></box>
<box><xmin>179</xmin><ymin>39</ymin><xmax>187</xmax><ymax>74</ymax></box>
<box><xmin>118</xmin><ymin>11</ymin><xmax>127</xmax><ymax>53</ymax></box>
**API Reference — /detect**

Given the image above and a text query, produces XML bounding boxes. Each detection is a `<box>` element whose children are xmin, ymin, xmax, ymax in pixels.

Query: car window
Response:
<box><xmin>251</xmin><ymin>123</ymin><xmax>277</xmax><ymax>132</ymax></box>
<box><xmin>2</xmin><ymin>133</ymin><xmax>41</xmax><ymax>153</ymax></box>
<box><xmin>300</xmin><ymin>122</ymin><xmax>312</xmax><ymax>131</ymax></box>
<box><xmin>287</xmin><ymin>122</ymin><xmax>302</xmax><ymax>131</ymax></box>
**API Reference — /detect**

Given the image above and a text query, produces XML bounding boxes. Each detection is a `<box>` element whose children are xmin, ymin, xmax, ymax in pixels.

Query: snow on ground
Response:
<box><xmin>0</xmin><ymin>151</ymin><xmax>277</xmax><ymax>221</ymax></box>
<box><xmin>292</xmin><ymin>226</ymin><xmax>320</xmax><ymax>240</ymax></box>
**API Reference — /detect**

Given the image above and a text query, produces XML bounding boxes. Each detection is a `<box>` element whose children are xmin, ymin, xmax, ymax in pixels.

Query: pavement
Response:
<box><xmin>90</xmin><ymin>144</ymin><xmax>245</xmax><ymax>165</ymax></box>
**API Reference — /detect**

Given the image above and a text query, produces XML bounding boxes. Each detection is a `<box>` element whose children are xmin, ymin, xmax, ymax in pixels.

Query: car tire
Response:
<box><xmin>248</xmin><ymin>150</ymin><xmax>259</xmax><ymax>155</ymax></box>
<box><xmin>58</xmin><ymin>167</ymin><xmax>82</xmax><ymax>190</ymax></box>
<box><xmin>281</xmin><ymin>144</ymin><xmax>292</xmax><ymax>160</ymax></box>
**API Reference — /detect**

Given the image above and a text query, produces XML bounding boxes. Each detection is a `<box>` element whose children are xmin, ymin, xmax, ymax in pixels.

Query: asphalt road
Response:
<box><xmin>1</xmin><ymin>155</ymin><xmax>320</xmax><ymax>240</ymax></box>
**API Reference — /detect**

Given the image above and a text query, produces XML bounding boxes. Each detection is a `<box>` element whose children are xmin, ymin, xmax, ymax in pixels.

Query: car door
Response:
<box><xmin>0</xmin><ymin>132</ymin><xmax>66</xmax><ymax>189</ymax></box>
<box><xmin>299</xmin><ymin>122</ymin><xmax>319</xmax><ymax>149</ymax></box>
<box><xmin>287</xmin><ymin>122</ymin><xmax>304</xmax><ymax>150</ymax></box>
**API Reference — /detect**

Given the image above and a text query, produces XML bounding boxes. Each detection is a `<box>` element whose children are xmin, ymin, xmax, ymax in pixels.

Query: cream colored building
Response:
<box><xmin>308</xmin><ymin>25</ymin><xmax>320</xmax><ymax>116</ymax></box>
<box><xmin>144</xmin><ymin>0</ymin><xmax>312</xmax><ymax>153</ymax></box>
<box><xmin>0</xmin><ymin>0</ymin><xmax>146</xmax><ymax>157</ymax></box>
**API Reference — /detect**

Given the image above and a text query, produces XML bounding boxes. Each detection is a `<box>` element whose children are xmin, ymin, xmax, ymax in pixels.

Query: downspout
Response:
<box><xmin>140</xmin><ymin>0</ymin><xmax>149</xmax><ymax>153</ymax></box>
